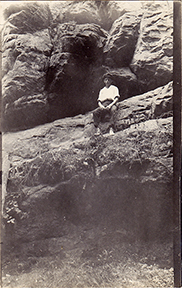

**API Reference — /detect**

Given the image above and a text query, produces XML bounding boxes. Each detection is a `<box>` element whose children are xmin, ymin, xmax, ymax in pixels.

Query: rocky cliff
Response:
<box><xmin>2</xmin><ymin>0</ymin><xmax>173</xmax><ymax>267</ymax></box>
<box><xmin>2</xmin><ymin>1</ymin><xmax>173</xmax><ymax>131</ymax></box>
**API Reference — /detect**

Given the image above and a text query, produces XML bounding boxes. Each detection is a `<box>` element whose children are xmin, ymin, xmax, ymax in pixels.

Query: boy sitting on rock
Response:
<box><xmin>93</xmin><ymin>74</ymin><xmax>120</xmax><ymax>135</ymax></box>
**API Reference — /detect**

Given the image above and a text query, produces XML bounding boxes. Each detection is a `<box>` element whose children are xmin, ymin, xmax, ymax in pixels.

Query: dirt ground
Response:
<box><xmin>2</xmin><ymin>223</ymin><xmax>173</xmax><ymax>288</ymax></box>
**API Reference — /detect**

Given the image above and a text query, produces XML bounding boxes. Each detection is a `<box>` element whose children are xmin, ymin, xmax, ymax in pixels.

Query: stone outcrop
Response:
<box><xmin>49</xmin><ymin>1</ymin><xmax>134</xmax><ymax>31</ymax></box>
<box><xmin>46</xmin><ymin>22</ymin><xmax>108</xmax><ymax>120</ymax></box>
<box><xmin>2</xmin><ymin>1</ymin><xmax>173</xmax><ymax>131</ymax></box>
<box><xmin>3</xmin><ymin>2</ymin><xmax>51</xmax><ymax>33</ymax></box>
<box><xmin>130</xmin><ymin>2</ymin><xmax>173</xmax><ymax>93</ymax></box>
<box><xmin>3</xmin><ymin>81</ymin><xmax>173</xmax><ymax>245</ymax></box>
<box><xmin>104</xmin><ymin>11</ymin><xmax>142</xmax><ymax>67</ymax></box>
<box><xmin>2</xmin><ymin>27</ymin><xmax>52</xmax><ymax>130</ymax></box>
<box><xmin>115</xmin><ymin>81</ymin><xmax>172</xmax><ymax>130</ymax></box>
<box><xmin>2</xmin><ymin>2</ymin><xmax>52</xmax><ymax>131</ymax></box>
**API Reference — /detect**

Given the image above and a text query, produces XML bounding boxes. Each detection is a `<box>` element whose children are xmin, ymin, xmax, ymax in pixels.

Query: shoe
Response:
<box><xmin>95</xmin><ymin>127</ymin><xmax>101</xmax><ymax>135</ymax></box>
<box><xmin>109</xmin><ymin>127</ymin><xmax>114</xmax><ymax>135</ymax></box>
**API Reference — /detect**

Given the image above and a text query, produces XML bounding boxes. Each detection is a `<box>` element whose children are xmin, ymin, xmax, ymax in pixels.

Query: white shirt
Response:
<box><xmin>98</xmin><ymin>85</ymin><xmax>120</xmax><ymax>103</ymax></box>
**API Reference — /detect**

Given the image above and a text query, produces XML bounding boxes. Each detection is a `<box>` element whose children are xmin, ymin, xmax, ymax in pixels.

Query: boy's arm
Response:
<box><xmin>98</xmin><ymin>89</ymin><xmax>106</xmax><ymax>109</ymax></box>
<box><xmin>106</xmin><ymin>96</ymin><xmax>119</xmax><ymax>109</ymax></box>
<box><xmin>98</xmin><ymin>100</ymin><xmax>106</xmax><ymax>109</ymax></box>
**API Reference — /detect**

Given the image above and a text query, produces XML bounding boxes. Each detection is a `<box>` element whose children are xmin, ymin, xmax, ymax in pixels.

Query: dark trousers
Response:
<box><xmin>93</xmin><ymin>105</ymin><xmax>117</xmax><ymax>129</ymax></box>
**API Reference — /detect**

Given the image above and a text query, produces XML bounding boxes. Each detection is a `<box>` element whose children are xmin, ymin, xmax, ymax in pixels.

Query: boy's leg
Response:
<box><xmin>110</xmin><ymin>105</ymin><xmax>117</xmax><ymax>131</ymax></box>
<box><xmin>93</xmin><ymin>107</ymin><xmax>103</xmax><ymax>128</ymax></box>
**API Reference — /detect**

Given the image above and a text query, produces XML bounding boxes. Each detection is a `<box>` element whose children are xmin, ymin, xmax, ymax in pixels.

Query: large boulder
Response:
<box><xmin>48</xmin><ymin>22</ymin><xmax>107</xmax><ymax>80</ymax></box>
<box><xmin>3</xmin><ymin>2</ymin><xmax>51</xmax><ymax>34</ymax></box>
<box><xmin>115</xmin><ymin>81</ymin><xmax>173</xmax><ymax>131</ymax></box>
<box><xmin>46</xmin><ymin>23</ymin><xmax>108</xmax><ymax>120</ymax></box>
<box><xmin>104</xmin><ymin>11</ymin><xmax>143</xmax><ymax>67</ymax></box>
<box><xmin>2</xmin><ymin>2</ymin><xmax>52</xmax><ymax>131</ymax></box>
<box><xmin>130</xmin><ymin>2</ymin><xmax>173</xmax><ymax>92</ymax></box>
<box><xmin>2</xmin><ymin>29</ymin><xmax>52</xmax><ymax>131</ymax></box>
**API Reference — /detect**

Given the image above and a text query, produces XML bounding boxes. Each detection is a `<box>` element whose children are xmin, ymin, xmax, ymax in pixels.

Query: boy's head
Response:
<box><xmin>103</xmin><ymin>74</ymin><xmax>112</xmax><ymax>87</ymax></box>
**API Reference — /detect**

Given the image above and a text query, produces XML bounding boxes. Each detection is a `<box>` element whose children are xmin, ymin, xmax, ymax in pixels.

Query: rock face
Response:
<box><xmin>2</xmin><ymin>2</ymin><xmax>52</xmax><ymax>131</ymax></box>
<box><xmin>51</xmin><ymin>1</ymin><xmax>101</xmax><ymax>26</ymax></box>
<box><xmin>104</xmin><ymin>11</ymin><xmax>142</xmax><ymax>67</ymax></box>
<box><xmin>2</xmin><ymin>26</ymin><xmax>52</xmax><ymax>130</ymax></box>
<box><xmin>3</xmin><ymin>81</ymin><xmax>173</xmax><ymax>245</ymax></box>
<box><xmin>130</xmin><ymin>2</ymin><xmax>173</xmax><ymax>93</ymax></box>
<box><xmin>46</xmin><ymin>23</ymin><xmax>108</xmax><ymax>120</ymax></box>
<box><xmin>2</xmin><ymin>1</ymin><xmax>173</xmax><ymax>131</ymax></box>
<box><xmin>3</xmin><ymin>2</ymin><xmax>51</xmax><ymax>33</ymax></box>
<box><xmin>49</xmin><ymin>1</ymin><xmax>130</xmax><ymax>30</ymax></box>
<box><xmin>115</xmin><ymin>81</ymin><xmax>173</xmax><ymax>130</ymax></box>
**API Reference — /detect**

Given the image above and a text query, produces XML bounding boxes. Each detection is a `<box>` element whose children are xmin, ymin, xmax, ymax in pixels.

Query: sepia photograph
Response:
<box><xmin>1</xmin><ymin>0</ymin><xmax>181</xmax><ymax>287</ymax></box>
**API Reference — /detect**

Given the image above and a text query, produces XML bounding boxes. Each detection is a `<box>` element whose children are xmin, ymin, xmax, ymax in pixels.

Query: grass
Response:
<box><xmin>2</xmin><ymin>224</ymin><xmax>173</xmax><ymax>288</ymax></box>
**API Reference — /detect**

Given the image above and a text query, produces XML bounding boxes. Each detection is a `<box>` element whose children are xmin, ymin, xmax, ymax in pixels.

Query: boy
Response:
<box><xmin>93</xmin><ymin>75</ymin><xmax>120</xmax><ymax>135</ymax></box>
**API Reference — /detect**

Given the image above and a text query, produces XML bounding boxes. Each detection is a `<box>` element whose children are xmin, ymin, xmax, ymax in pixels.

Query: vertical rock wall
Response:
<box><xmin>130</xmin><ymin>2</ymin><xmax>173</xmax><ymax>92</ymax></box>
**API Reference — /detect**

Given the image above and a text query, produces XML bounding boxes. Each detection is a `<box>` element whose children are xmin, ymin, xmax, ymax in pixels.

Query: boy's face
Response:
<box><xmin>104</xmin><ymin>77</ymin><xmax>112</xmax><ymax>87</ymax></box>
